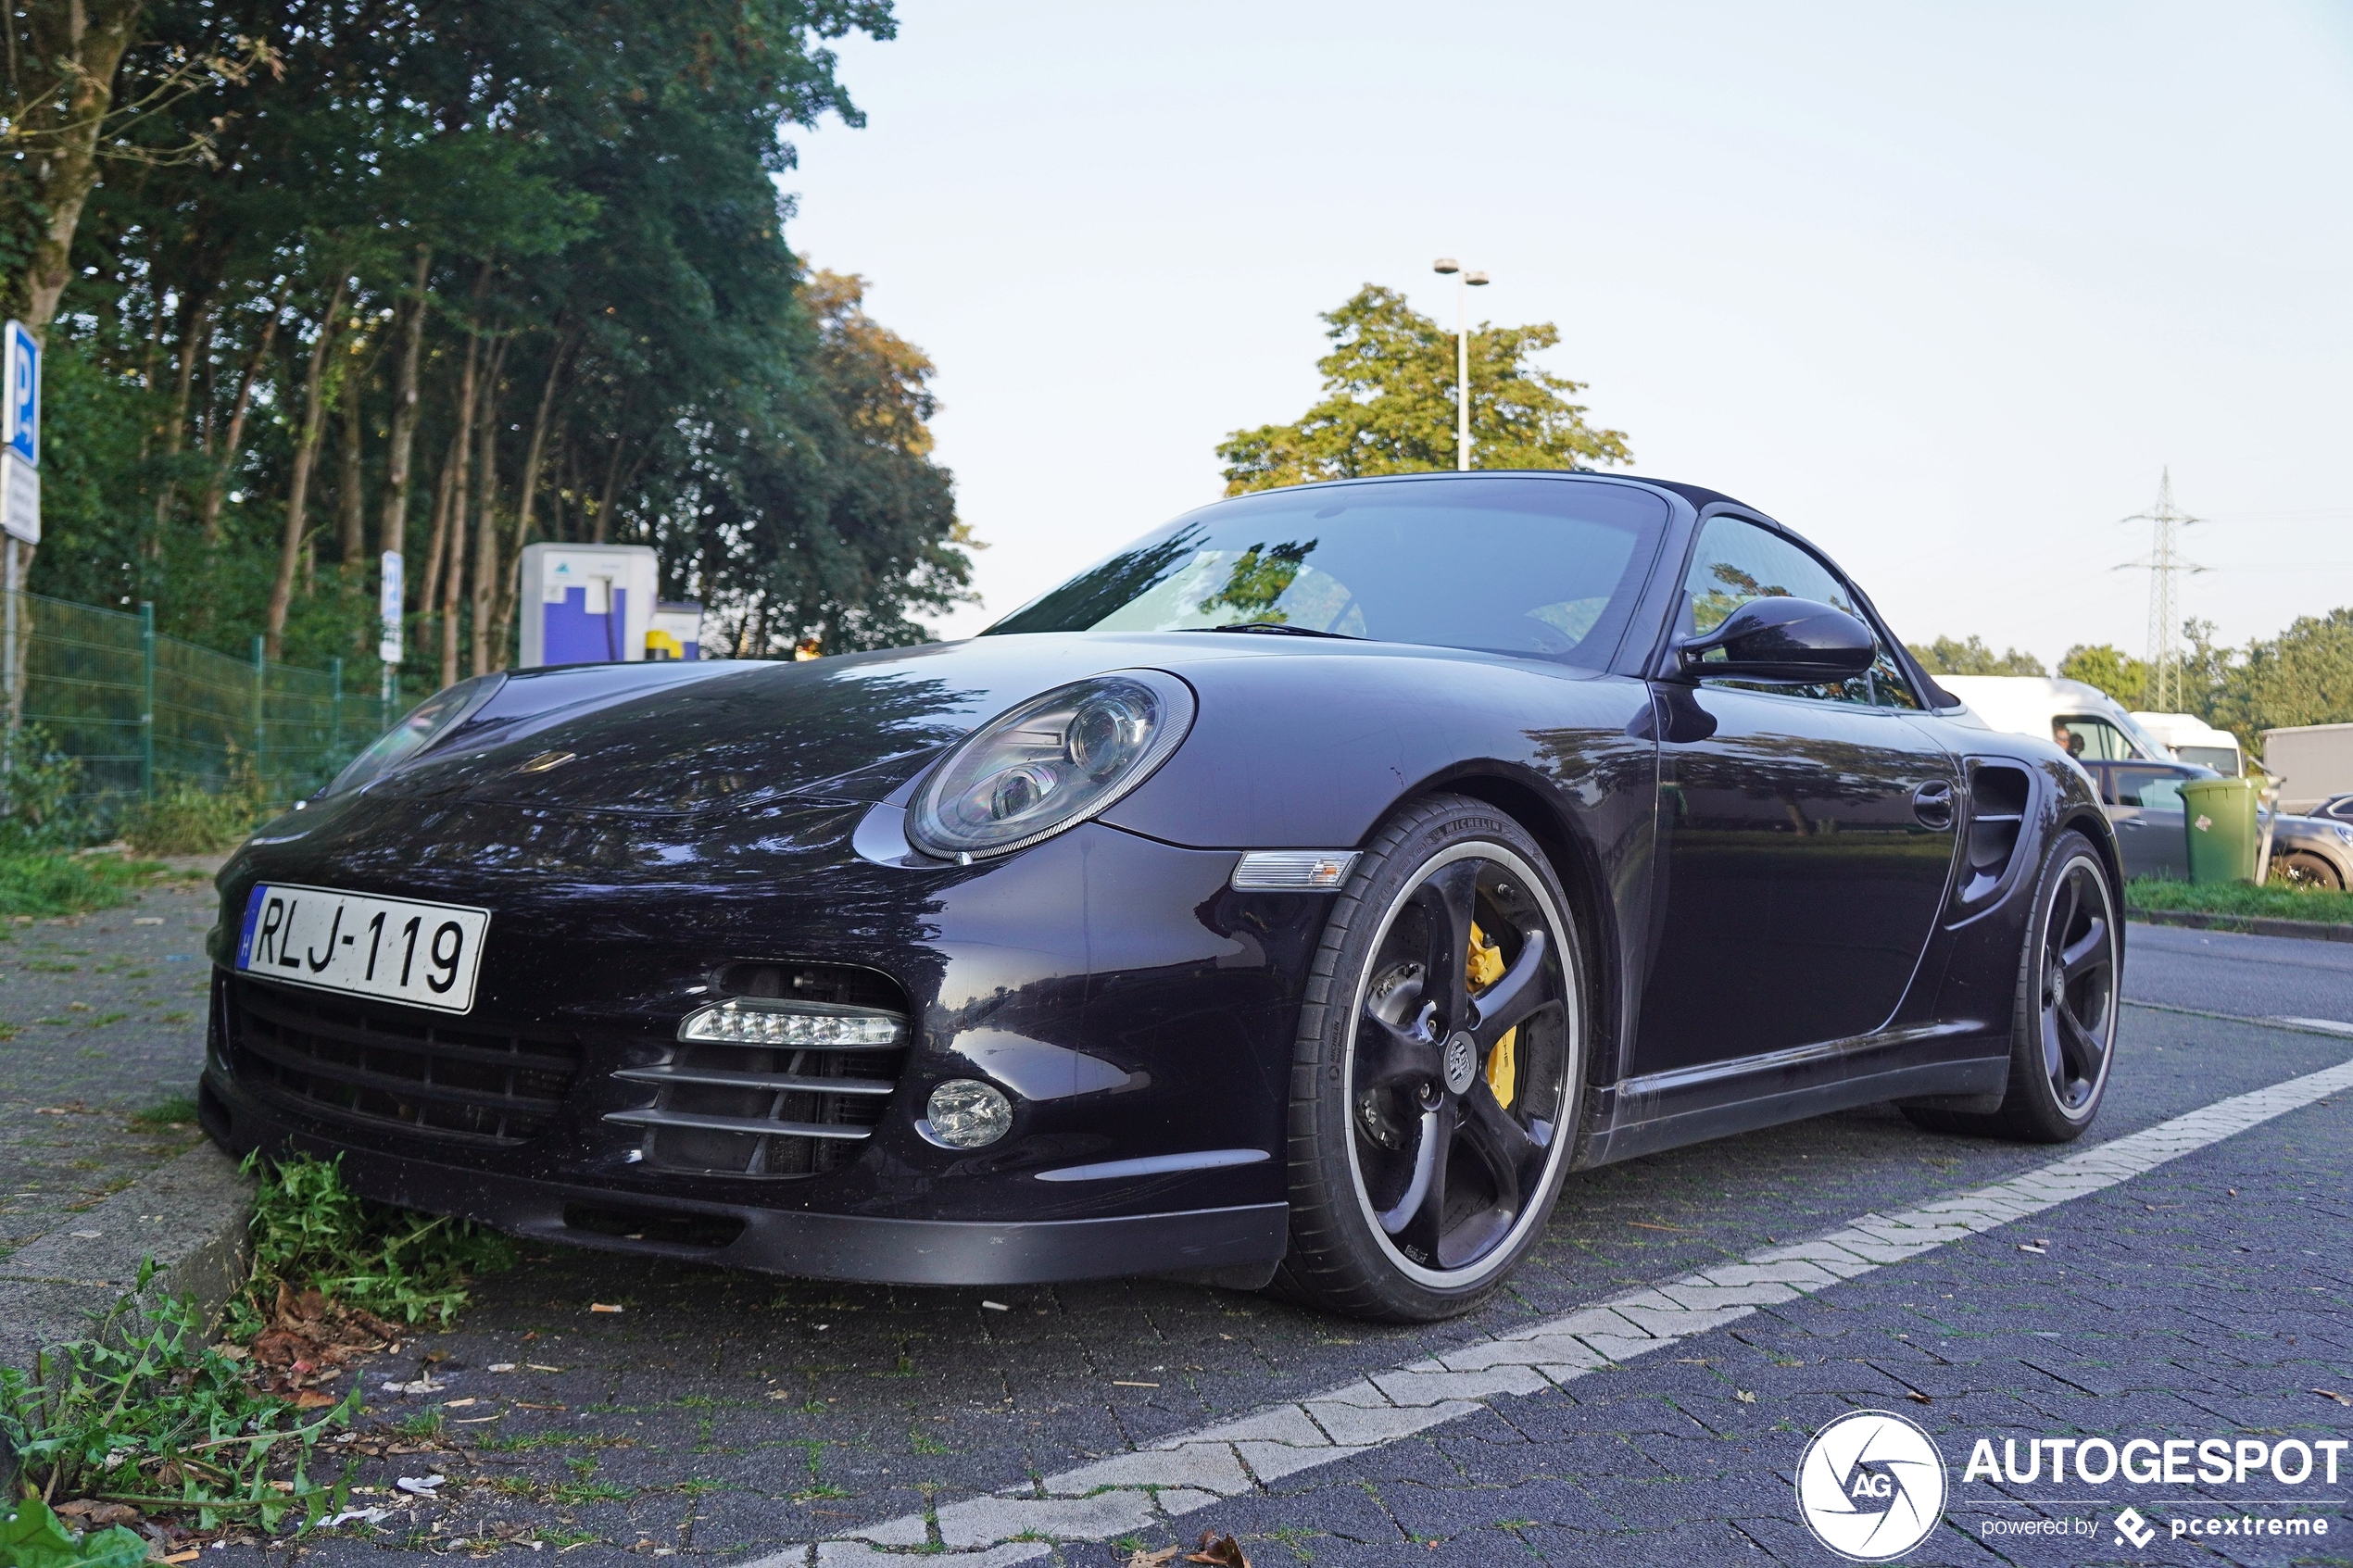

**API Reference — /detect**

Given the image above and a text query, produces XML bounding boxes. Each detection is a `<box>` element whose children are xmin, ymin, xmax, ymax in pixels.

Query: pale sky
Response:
<box><xmin>783</xmin><ymin>1</ymin><xmax>2353</xmax><ymax>667</ymax></box>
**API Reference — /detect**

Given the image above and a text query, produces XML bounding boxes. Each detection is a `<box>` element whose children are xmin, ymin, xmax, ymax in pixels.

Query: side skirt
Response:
<box><xmin>1575</xmin><ymin>1022</ymin><xmax>2007</xmax><ymax>1168</ymax></box>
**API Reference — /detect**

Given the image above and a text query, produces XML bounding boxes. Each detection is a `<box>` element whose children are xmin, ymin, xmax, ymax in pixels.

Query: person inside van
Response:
<box><xmin>2053</xmin><ymin>720</ymin><xmax>2082</xmax><ymax>757</ymax></box>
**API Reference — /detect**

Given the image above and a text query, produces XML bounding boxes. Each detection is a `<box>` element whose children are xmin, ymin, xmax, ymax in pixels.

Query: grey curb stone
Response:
<box><xmin>0</xmin><ymin>1142</ymin><xmax>253</xmax><ymax>1486</ymax></box>
<box><xmin>2129</xmin><ymin>906</ymin><xmax>2353</xmax><ymax>943</ymax></box>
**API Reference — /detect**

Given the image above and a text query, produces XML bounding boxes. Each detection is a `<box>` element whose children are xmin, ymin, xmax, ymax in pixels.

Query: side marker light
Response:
<box><xmin>1230</xmin><ymin>850</ymin><xmax>1361</xmax><ymax>891</ymax></box>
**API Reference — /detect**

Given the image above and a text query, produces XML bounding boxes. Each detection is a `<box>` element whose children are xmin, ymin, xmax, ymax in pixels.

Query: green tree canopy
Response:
<box><xmin>2057</xmin><ymin>644</ymin><xmax>2148</xmax><ymax>709</ymax></box>
<box><xmin>8</xmin><ymin>0</ymin><xmax>969</xmax><ymax>688</ymax></box>
<box><xmin>2211</xmin><ymin>608</ymin><xmax>2353</xmax><ymax>740</ymax></box>
<box><xmin>1216</xmin><ymin>284</ymin><xmax>1630</xmax><ymax>495</ymax></box>
<box><xmin>1909</xmin><ymin>634</ymin><xmax>2046</xmax><ymax>677</ymax></box>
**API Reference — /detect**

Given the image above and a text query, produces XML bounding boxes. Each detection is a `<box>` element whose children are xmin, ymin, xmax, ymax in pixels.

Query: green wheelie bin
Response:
<box><xmin>2180</xmin><ymin>775</ymin><xmax>2264</xmax><ymax>884</ymax></box>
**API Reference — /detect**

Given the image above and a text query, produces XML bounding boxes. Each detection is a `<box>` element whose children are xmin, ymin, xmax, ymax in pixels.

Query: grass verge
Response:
<box><xmin>2124</xmin><ymin>876</ymin><xmax>2353</xmax><ymax>926</ymax></box>
<box><xmin>0</xmin><ymin>850</ymin><xmax>195</xmax><ymax>920</ymax></box>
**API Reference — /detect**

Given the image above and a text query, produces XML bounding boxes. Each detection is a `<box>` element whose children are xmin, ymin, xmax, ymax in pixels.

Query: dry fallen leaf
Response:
<box><xmin>1188</xmin><ymin>1530</ymin><xmax>1251</xmax><ymax>1568</ymax></box>
<box><xmin>588</xmin><ymin>1302</ymin><xmax>624</xmax><ymax>1313</ymax></box>
<box><xmin>1906</xmin><ymin>1391</ymin><xmax>1932</xmax><ymax>1405</ymax></box>
<box><xmin>1126</xmin><ymin>1549</ymin><xmax>1180</xmax><ymax>1568</ymax></box>
<box><xmin>163</xmin><ymin>1553</ymin><xmax>200</xmax><ymax>1565</ymax></box>
<box><xmin>294</xmin><ymin>1390</ymin><xmax>339</xmax><ymax>1409</ymax></box>
<box><xmin>2313</xmin><ymin>1389</ymin><xmax>2353</xmax><ymax>1408</ymax></box>
<box><xmin>1733</xmin><ymin>1390</ymin><xmax>1756</xmax><ymax>1404</ymax></box>
<box><xmin>55</xmin><ymin>1501</ymin><xmax>141</xmax><ymax>1527</ymax></box>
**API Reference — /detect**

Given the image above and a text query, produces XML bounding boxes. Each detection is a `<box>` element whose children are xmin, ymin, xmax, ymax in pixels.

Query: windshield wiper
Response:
<box><xmin>1183</xmin><ymin>621</ymin><xmax>1361</xmax><ymax>639</ymax></box>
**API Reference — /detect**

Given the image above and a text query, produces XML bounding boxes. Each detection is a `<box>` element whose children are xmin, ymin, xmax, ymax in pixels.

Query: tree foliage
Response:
<box><xmin>6</xmin><ymin>0</ymin><xmax>968</xmax><ymax>685</ymax></box>
<box><xmin>2209</xmin><ymin>608</ymin><xmax>2353</xmax><ymax>742</ymax></box>
<box><xmin>1909</xmin><ymin>634</ymin><xmax>2046</xmax><ymax>677</ymax></box>
<box><xmin>1217</xmin><ymin>284</ymin><xmax>1630</xmax><ymax>495</ymax></box>
<box><xmin>2057</xmin><ymin>643</ymin><xmax>2146</xmax><ymax>708</ymax></box>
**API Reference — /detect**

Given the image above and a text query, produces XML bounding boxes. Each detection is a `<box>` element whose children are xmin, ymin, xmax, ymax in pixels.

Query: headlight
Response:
<box><xmin>907</xmin><ymin>671</ymin><xmax>1195</xmax><ymax>860</ymax></box>
<box><xmin>325</xmin><ymin>672</ymin><xmax>506</xmax><ymax>796</ymax></box>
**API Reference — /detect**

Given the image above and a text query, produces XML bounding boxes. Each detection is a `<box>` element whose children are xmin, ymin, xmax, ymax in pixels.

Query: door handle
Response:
<box><xmin>1911</xmin><ymin>778</ymin><xmax>1955</xmax><ymax>830</ymax></box>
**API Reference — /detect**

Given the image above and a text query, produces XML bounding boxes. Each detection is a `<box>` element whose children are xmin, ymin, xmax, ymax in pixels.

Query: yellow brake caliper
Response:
<box><xmin>1467</xmin><ymin>922</ymin><xmax>1516</xmax><ymax>1109</ymax></box>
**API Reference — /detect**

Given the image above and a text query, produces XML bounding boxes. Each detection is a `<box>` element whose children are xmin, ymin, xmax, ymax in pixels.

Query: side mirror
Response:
<box><xmin>1674</xmin><ymin>596</ymin><xmax>1878</xmax><ymax>684</ymax></box>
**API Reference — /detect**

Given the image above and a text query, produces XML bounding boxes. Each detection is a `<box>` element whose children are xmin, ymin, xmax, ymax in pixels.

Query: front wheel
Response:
<box><xmin>1906</xmin><ymin>829</ymin><xmax>2120</xmax><ymax>1143</ymax></box>
<box><xmin>1271</xmin><ymin>796</ymin><xmax>1585</xmax><ymax>1322</ymax></box>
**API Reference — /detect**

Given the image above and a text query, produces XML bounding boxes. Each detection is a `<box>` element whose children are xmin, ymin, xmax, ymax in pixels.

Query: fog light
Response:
<box><xmin>678</xmin><ymin>998</ymin><xmax>904</xmax><ymax>1047</ymax></box>
<box><xmin>924</xmin><ymin>1079</ymin><xmax>1013</xmax><ymax>1148</ymax></box>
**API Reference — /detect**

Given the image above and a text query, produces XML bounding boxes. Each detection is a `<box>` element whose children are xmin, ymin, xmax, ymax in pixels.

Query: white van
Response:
<box><xmin>1935</xmin><ymin>676</ymin><xmax>2175</xmax><ymax>764</ymax></box>
<box><xmin>2129</xmin><ymin>711</ymin><xmax>2245</xmax><ymax>777</ymax></box>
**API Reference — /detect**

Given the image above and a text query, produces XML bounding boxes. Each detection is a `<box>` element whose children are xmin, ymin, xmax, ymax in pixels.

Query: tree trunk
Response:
<box><xmin>592</xmin><ymin>421</ymin><xmax>627</xmax><ymax>544</ymax></box>
<box><xmin>490</xmin><ymin>332</ymin><xmax>570</xmax><ymax>668</ymax></box>
<box><xmin>199</xmin><ymin>292</ymin><xmax>289</xmax><ymax>544</ymax></box>
<box><xmin>264</xmin><ymin>278</ymin><xmax>348</xmax><ymax>659</ymax></box>
<box><xmin>376</xmin><ymin>246</ymin><xmax>430</xmax><ymax>566</ymax></box>
<box><xmin>439</xmin><ymin>333</ymin><xmax>482</xmax><ymax>690</ymax></box>
<box><xmin>335</xmin><ymin>367</ymin><xmax>365</xmax><ymax>564</ymax></box>
<box><xmin>15</xmin><ymin>0</ymin><xmax>146</xmax><ymax>332</ymax></box>
<box><xmin>416</xmin><ymin>428</ymin><xmax>459</xmax><ymax>619</ymax></box>
<box><xmin>148</xmin><ymin>295</ymin><xmax>209</xmax><ymax>547</ymax></box>
<box><xmin>468</xmin><ymin>334</ymin><xmax>510</xmax><ymax>676</ymax></box>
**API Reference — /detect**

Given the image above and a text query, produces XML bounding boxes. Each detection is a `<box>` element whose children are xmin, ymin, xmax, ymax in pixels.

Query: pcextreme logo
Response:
<box><xmin>1796</xmin><ymin>1410</ymin><xmax>1949</xmax><ymax>1562</ymax></box>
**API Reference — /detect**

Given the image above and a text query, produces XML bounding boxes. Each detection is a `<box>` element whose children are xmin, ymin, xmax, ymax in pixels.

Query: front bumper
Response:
<box><xmin>197</xmin><ymin>1073</ymin><xmax>1284</xmax><ymax>1284</ymax></box>
<box><xmin>201</xmin><ymin>809</ymin><xmax>1331</xmax><ymax>1286</ymax></box>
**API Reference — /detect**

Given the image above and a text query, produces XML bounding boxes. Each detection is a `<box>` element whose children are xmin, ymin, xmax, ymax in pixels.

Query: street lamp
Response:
<box><xmin>1432</xmin><ymin>258</ymin><xmax>1490</xmax><ymax>470</ymax></box>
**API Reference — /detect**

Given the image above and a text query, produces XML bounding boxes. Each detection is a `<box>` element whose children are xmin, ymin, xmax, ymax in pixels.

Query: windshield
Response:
<box><xmin>985</xmin><ymin>476</ymin><xmax>1670</xmax><ymax>668</ymax></box>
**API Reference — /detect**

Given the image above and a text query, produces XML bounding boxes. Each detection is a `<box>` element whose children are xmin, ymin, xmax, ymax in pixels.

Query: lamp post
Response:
<box><xmin>1432</xmin><ymin>258</ymin><xmax>1490</xmax><ymax>470</ymax></box>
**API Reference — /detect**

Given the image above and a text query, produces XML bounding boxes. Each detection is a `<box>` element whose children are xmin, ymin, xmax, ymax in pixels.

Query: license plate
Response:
<box><xmin>235</xmin><ymin>884</ymin><xmax>490</xmax><ymax>1013</ymax></box>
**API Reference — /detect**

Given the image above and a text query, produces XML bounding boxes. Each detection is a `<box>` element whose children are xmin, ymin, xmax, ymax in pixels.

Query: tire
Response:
<box><xmin>1270</xmin><ymin>795</ymin><xmax>1586</xmax><ymax>1321</ymax></box>
<box><xmin>1905</xmin><ymin>829</ymin><xmax>2120</xmax><ymax>1143</ymax></box>
<box><xmin>2272</xmin><ymin>850</ymin><xmax>2346</xmax><ymax>891</ymax></box>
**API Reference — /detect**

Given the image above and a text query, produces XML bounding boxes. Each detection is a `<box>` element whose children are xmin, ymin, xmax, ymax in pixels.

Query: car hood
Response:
<box><xmin>352</xmin><ymin>633</ymin><xmax>1367</xmax><ymax>814</ymax></box>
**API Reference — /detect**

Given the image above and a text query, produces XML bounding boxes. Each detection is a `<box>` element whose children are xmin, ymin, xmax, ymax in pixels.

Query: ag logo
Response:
<box><xmin>1795</xmin><ymin>1409</ymin><xmax>1948</xmax><ymax>1562</ymax></box>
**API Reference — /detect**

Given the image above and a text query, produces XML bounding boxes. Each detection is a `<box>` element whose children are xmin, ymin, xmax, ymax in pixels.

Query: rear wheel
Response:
<box><xmin>1906</xmin><ymin>830</ymin><xmax>2119</xmax><ymax>1143</ymax></box>
<box><xmin>1272</xmin><ymin>796</ymin><xmax>1584</xmax><ymax>1322</ymax></box>
<box><xmin>2272</xmin><ymin>850</ymin><xmax>2345</xmax><ymax>891</ymax></box>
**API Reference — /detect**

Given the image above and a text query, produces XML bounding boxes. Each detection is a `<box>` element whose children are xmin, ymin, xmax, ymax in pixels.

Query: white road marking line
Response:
<box><xmin>2276</xmin><ymin>1016</ymin><xmax>2353</xmax><ymax>1037</ymax></box>
<box><xmin>759</xmin><ymin>1057</ymin><xmax>2353</xmax><ymax>1565</ymax></box>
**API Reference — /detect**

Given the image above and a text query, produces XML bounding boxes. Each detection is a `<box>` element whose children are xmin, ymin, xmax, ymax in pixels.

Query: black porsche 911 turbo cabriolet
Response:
<box><xmin>198</xmin><ymin>471</ymin><xmax>2123</xmax><ymax>1321</ymax></box>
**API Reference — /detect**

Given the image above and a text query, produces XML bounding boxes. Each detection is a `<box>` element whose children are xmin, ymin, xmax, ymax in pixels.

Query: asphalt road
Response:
<box><xmin>2122</xmin><ymin>922</ymin><xmax>2353</xmax><ymax>1028</ymax></box>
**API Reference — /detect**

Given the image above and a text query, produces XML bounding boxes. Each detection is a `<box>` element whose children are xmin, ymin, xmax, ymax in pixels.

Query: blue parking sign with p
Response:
<box><xmin>4</xmin><ymin>320</ymin><xmax>36</xmax><ymax>468</ymax></box>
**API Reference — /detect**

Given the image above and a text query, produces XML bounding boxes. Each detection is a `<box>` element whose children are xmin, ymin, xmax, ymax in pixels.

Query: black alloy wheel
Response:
<box><xmin>1274</xmin><ymin>796</ymin><xmax>1584</xmax><ymax>1321</ymax></box>
<box><xmin>1907</xmin><ymin>829</ymin><xmax>2120</xmax><ymax>1144</ymax></box>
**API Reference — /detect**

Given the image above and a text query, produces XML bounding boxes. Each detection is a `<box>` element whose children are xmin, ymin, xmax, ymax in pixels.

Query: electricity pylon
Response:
<box><xmin>2114</xmin><ymin>470</ymin><xmax>2205</xmax><ymax>712</ymax></box>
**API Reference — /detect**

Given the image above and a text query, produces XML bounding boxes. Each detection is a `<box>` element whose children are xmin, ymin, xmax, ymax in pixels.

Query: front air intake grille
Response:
<box><xmin>225</xmin><ymin>975</ymin><xmax>581</xmax><ymax>1146</ymax></box>
<box><xmin>606</xmin><ymin>962</ymin><xmax>909</xmax><ymax>1179</ymax></box>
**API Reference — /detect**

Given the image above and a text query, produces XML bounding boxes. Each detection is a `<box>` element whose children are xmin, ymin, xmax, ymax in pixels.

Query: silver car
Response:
<box><xmin>2092</xmin><ymin>760</ymin><xmax>2353</xmax><ymax>889</ymax></box>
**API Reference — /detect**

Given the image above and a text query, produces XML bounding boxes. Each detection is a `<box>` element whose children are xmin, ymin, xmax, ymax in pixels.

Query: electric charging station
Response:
<box><xmin>647</xmin><ymin>601</ymin><xmax>704</xmax><ymax>660</ymax></box>
<box><xmin>517</xmin><ymin>544</ymin><xmax>660</xmax><ymax>668</ymax></box>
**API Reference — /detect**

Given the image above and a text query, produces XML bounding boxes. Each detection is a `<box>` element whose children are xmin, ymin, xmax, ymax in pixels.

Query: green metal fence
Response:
<box><xmin>1</xmin><ymin>586</ymin><xmax>393</xmax><ymax>827</ymax></box>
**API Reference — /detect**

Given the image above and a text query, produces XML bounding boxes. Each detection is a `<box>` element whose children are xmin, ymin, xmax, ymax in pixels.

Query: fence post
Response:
<box><xmin>251</xmin><ymin>633</ymin><xmax>266</xmax><ymax>796</ymax></box>
<box><xmin>139</xmin><ymin>601</ymin><xmax>157</xmax><ymax>800</ymax></box>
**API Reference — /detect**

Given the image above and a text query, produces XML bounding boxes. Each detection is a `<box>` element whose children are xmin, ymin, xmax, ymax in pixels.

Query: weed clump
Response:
<box><xmin>118</xmin><ymin>769</ymin><xmax>270</xmax><ymax>857</ymax></box>
<box><xmin>233</xmin><ymin>1152</ymin><xmax>516</xmax><ymax>1336</ymax></box>
<box><xmin>0</xmin><ymin>1264</ymin><xmax>352</xmax><ymax>1535</ymax></box>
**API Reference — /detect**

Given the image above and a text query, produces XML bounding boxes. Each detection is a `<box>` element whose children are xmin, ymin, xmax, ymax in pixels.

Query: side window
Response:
<box><xmin>2110</xmin><ymin>768</ymin><xmax>2187</xmax><ymax>809</ymax></box>
<box><xmin>1680</xmin><ymin>517</ymin><xmax>1918</xmax><ymax>708</ymax></box>
<box><xmin>2053</xmin><ymin>716</ymin><xmax>2133</xmax><ymax>762</ymax></box>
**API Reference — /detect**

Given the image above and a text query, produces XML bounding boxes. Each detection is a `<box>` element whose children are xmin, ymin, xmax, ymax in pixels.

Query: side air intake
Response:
<box><xmin>1957</xmin><ymin>760</ymin><xmax>2032</xmax><ymax>907</ymax></box>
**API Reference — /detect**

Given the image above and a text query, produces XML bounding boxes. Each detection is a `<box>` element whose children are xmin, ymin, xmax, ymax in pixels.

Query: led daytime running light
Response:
<box><xmin>678</xmin><ymin>998</ymin><xmax>905</xmax><ymax>1047</ymax></box>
